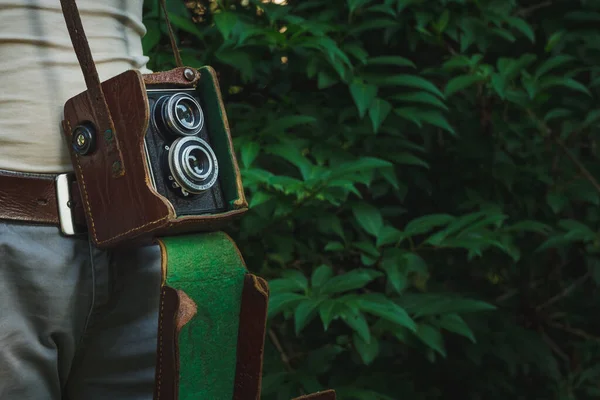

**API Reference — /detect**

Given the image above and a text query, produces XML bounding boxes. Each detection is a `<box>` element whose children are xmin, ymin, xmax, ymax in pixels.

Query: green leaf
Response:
<box><xmin>353</xmin><ymin>333</ymin><xmax>379</xmax><ymax>365</ymax></box>
<box><xmin>582</xmin><ymin>109</ymin><xmax>600</xmax><ymax>129</ymax></box>
<box><xmin>539</xmin><ymin>77</ymin><xmax>591</xmax><ymax>96</ymax></box>
<box><xmin>505</xmin><ymin>220</ymin><xmax>552</xmax><ymax>234</ymax></box>
<box><xmin>241</xmin><ymin>141</ymin><xmax>260</xmax><ymax>167</ymax></box>
<box><xmin>249</xmin><ymin>191</ymin><xmax>270</xmax><ymax>208</ymax></box>
<box><xmin>438</xmin><ymin>314</ymin><xmax>476</xmax><ymax>343</ymax></box>
<box><xmin>424</xmin><ymin>211</ymin><xmax>488</xmax><ymax>245</ymax></box>
<box><xmin>349</xmin><ymin>18</ymin><xmax>399</xmax><ymax>35</ymax></box>
<box><xmin>558</xmin><ymin>219</ymin><xmax>596</xmax><ymax>241</ymax></box>
<box><xmin>311</xmin><ymin>265</ymin><xmax>334</xmax><ymax>289</ymax></box>
<box><xmin>342</xmin><ymin>309</ymin><xmax>371</xmax><ymax>343</ymax></box>
<box><xmin>318</xmin><ymin>299</ymin><xmax>339</xmax><ymax>330</ymax></box>
<box><xmin>347</xmin><ymin>0</ymin><xmax>372</xmax><ymax>13</ymax></box>
<box><xmin>269</xmin><ymin>270</ymin><xmax>308</xmax><ymax>293</ymax></box>
<box><xmin>355</xmin><ymin>293</ymin><xmax>417</xmax><ymax>331</ymax></box>
<box><xmin>534</xmin><ymin>55</ymin><xmax>576</xmax><ymax>80</ymax></box>
<box><xmin>353</xmin><ymin>203</ymin><xmax>384</xmax><ymax>236</ymax></box>
<box><xmin>544</xmin><ymin>108</ymin><xmax>572</xmax><ymax>122</ymax></box>
<box><xmin>214</xmin><ymin>12</ymin><xmax>238</xmax><ymax>39</ymax></box>
<box><xmin>319</xmin><ymin>269</ymin><xmax>383</xmax><ymax>295</ymax></box>
<box><xmin>327</xmin><ymin>157</ymin><xmax>392</xmax><ymax>180</ymax></box>
<box><xmin>325</xmin><ymin>241</ymin><xmax>345</xmax><ymax>252</ymax></box>
<box><xmin>295</xmin><ymin>298</ymin><xmax>323</xmax><ymax>335</ymax></box>
<box><xmin>318</xmin><ymin>70</ymin><xmax>339</xmax><ymax>89</ymax></box>
<box><xmin>350</xmin><ymin>82</ymin><xmax>378</xmax><ymax>118</ymax></box>
<box><xmin>545</xmin><ymin>30</ymin><xmax>565</xmax><ymax>52</ymax></box>
<box><xmin>381</xmin><ymin>255</ymin><xmax>408</xmax><ymax>294</ymax></box>
<box><xmin>418</xmin><ymin>110</ymin><xmax>456</xmax><ymax>135</ymax></box>
<box><xmin>268</xmin><ymin>292</ymin><xmax>306</xmax><ymax>319</ymax></box>
<box><xmin>376</xmin><ymin>226</ymin><xmax>404</xmax><ymax>247</ymax></box>
<box><xmin>368</xmin><ymin>98</ymin><xmax>393</xmax><ymax>133</ymax></box>
<box><xmin>390</xmin><ymin>91</ymin><xmax>448</xmax><ymax>110</ymax></box>
<box><xmin>366</xmin><ymin>56</ymin><xmax>416</xmax><ymax>68</ymax></box>
<box><xmin>402</xmin><ymin>253</ymin><xmax>428</xmax><ymax>274</ymax></box>
<box><xmin>395</xmin><ymin>152</ymin><xmax>429</xmax><ymax>168</ymax></box>
<box><xmin>265</xmin><ymin>142</ymin><xmax>313</xmax><ymax>180</ymax></box>
<box><xmin>404</xmin><ymin>214</ymin><xmax>455</xmax><ymax>236</ymax></box>
<box><xmin>263</xmin><ymin>115</ymin><xmax>317</xmax><ymax>135</ymax></box>
<box><xmin>375</xmin><ymin>74</ymin><xmax>445</xmax><ymax>98</ymax></box>
<box><xmin>397</xmin><ymin>294</ymin><xmax>496</xmax><ymax>317</ymax></box>
<box><xmin>417</xmin><ymin>324</ymin><xmax>446</xmax><ymax>357</ymax></box>
<box><xmin>142</xmin><ymin>20</ymin><xmax>160</xmax><ymax>54</ymax></box>
<box><xmin>444</xmin><ymin>75</ymin><xmax>483</xmax><ymax>96</ymax></box>
<box><xmin>505</xmin><ymin>17</ymin><xmax>535</xmax><ymax>43</ymax></box>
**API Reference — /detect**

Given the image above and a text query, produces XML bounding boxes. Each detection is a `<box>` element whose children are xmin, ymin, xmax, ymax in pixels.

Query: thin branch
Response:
<box><xmin>555</xmin><ymin>139</ymin><xmax>600</xmax><ymax>194</ymax></box>
<box><xmin>516</xmin><ymin>1</ymin><xmax>553</xmax><ymax>17</ymax></box>
<box><xmin>527</xmin><ymin>109</ymin><xmax>600</xmax><ymax>195</ymax></box>
<box><xmin>548</xmin><ymin>321</ymin><xmax>600</xmax><ymax>342</ymax></box>
<box><xmin>268</xmin><ymin>328</ymin><xmax>294</xmax><ymax>372</ymax></box>
<box><xmin>536</xmin><ymin>272</ymin><xmax>591</xmax><ymax>311</ymax></box>
<box><xmin>542</xmin><ymin>331</ymin><xmax>570</xmax><ymax>363</ymax></box>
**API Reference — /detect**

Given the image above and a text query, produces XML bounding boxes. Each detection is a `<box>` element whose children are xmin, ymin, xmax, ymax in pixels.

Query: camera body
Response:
<box><xmin>144</xmin><ymin>88</ymin><xmax>226</xmax><ymax>217</ymax></box>
<box><xmin>61</xmin><ymin>66</ymin><xmax>247</xmax><ymax>248</ymax></box>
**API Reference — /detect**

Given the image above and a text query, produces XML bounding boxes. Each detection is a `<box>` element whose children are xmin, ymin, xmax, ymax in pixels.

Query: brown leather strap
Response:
<box><xmin>154</xmin><ymin>286</ymin><xmax>180</xmax><ymax>400</ymax></box>
<box><xmin>59</xmin><ymin>0</ymin><xmax>124</xmax><ymax>177</ymax></box>
<box><xmin>0</xmin><ymin>171</ymin><xmax>86</xmax><ymax>229</ymax></box>
<box><xmin>159</xmin><ymin>0</ymin><xmax>183</xmax><ymax>68</ymax></box>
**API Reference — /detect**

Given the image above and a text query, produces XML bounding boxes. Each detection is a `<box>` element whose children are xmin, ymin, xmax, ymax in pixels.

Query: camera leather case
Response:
<box><xmin>61</xmin><ymin>66</ymin><xmax>247</xmax><ymax>248</ymax></box>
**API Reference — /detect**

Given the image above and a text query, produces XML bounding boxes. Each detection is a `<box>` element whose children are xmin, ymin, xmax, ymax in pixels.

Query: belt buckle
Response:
<box><xmin>55</xmin><ymin>173</ymin><xmax>82</xmax><ymax>236</ymax></box>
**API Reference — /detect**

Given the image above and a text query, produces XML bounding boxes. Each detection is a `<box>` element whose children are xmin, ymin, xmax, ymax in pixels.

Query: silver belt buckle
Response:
<box><xmin>55</xmin><ymin>173</ymin><xmax>81</xmax><ymax>236</ymax></box>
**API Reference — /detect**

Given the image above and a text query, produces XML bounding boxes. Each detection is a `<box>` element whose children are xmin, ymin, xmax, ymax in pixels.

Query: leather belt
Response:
<box><xmin>0</xmin><ymin>171</ymin><xmax>87</xmax><ymax>235</ymax></box>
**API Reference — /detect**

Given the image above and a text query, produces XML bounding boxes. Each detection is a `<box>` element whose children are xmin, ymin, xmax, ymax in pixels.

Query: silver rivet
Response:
<box><xmin>184</xmin><ymin>68</ymin><xmax>195</xmax><ymax>81</ymax></box>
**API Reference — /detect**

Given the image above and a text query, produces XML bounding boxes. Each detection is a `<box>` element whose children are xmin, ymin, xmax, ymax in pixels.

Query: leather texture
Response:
<box><xmin>143</xmin><ymin>68</ymin><xmax>200</xmax><ymax>87</ymax></box>
<box><xmin>154</xmin><ymin>286</ymin><xmax>180</xmax><ymax>400</ymax></box>
<box><xmin>0</xmin><ymin>171</ymin><xmax>85</xmax><ymax>227</ymax></box>
<box><xmin>62</xmin><ymin>67</ymin><xmax>248</xmax><ymax>249</ymax></box>
<box><xmin>233</xmin><ymin>275</ymin><xmax>270</xmax><ymax>400</ymax></box>
<box><xmin>63</xmin><ymin>70</ymin><xmax>174</xmax><ymax>248</ymax></box>
<box><xmin>59</xmin><ymin>0</ymin><xmax>124</xmax><ymax>177</ymax></box>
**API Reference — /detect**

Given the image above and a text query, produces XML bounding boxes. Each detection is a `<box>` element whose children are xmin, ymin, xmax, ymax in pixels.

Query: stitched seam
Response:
<box><xmin>67</xmin><ymin>120</ymin><xmax>99</xmax><ymax>242</ymax></box>
<box><xmin>157</xmin><ymin>290</ymin><xmax>164</xmax><ymax>399</ymax></box>
<box><xmin>66</xmin><ymin>120</ymin><xmax>169</xmax><ymax>245</ymax></box>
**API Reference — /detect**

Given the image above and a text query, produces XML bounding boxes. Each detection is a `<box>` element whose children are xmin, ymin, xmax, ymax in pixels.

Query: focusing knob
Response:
<box><xmin>72</xmin><ymin>123</ymin><xmax>96</xmax><ymax>156</ymax></box>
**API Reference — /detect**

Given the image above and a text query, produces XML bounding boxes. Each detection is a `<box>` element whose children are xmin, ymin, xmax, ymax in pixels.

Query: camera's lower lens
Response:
<box><xmin>168</xmin><ymin>136</ymin><xmax>218</xmax><ymax>194</ymax></box>
<box><xmin>155</xmin><ymin>93</ymin><xmax>204</xmax><ymax>137</ymax></box>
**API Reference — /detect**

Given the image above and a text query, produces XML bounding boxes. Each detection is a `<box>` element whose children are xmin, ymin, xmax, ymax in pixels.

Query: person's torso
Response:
<box><xmin>0</xmin><ymin>0</ymin><xmax>150</xmax><ymax>173</ymax></box>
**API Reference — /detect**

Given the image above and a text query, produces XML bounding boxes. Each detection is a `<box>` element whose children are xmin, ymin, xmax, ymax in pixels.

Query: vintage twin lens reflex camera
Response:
<box><xmin>143</xmin><ymin>88</ymin><xmax>226</xmax><ymax>217</ymax></box>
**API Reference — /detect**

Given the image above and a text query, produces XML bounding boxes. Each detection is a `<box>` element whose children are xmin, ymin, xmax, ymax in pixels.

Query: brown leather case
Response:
<box><xmin>61</xmin><ymin>66</ymin><xmax>247</xmax><ymax>248</ymax></box>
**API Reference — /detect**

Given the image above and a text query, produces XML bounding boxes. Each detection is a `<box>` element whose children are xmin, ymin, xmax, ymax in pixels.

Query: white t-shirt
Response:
<box><xmin>0</xmin><ymin>0</ymin><xmax>151</xmax><ymax>173</ymax></box>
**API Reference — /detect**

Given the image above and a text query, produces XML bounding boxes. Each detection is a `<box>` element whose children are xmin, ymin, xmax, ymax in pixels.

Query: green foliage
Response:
<box><xmin>144</xmin><ymin>0</ymin><xmax>600</xmax><ymax>398</ymax></box>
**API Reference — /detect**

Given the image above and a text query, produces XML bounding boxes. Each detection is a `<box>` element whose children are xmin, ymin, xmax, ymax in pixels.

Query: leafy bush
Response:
<box><xmin>144</xmin><ymin>0</ymin><xmax>600</xmax><ymax>398</ymax></box>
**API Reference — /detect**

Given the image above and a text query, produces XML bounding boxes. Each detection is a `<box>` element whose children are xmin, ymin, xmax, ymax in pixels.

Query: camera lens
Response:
<box><xmin>176</xmin><ymin>100</ymin><xmax>196</xmax><ymax>129</ymax></box>
<box><xmin>168</xmin><ymin>136</ymin><xmax>218</xmax><ymax>194</ymax></box>
<box><xmin>155</xmin><ymin>93</ymin><xmax>204</xmax><ymax>137</ymax></box>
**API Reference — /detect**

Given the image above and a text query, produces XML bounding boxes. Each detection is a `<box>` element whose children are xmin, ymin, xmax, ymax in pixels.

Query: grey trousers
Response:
<box><xmin>0</xmin><ymin>220</ymin><xmax>162</xmax><ymax>399</ymax></box>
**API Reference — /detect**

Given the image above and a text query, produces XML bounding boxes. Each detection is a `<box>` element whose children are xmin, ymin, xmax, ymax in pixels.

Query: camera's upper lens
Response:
<box><xmin>176</xmin><ymin>100</ymin><xmax>196</xmax><ymax>129</ymax></box>
<box><xmin>155</xmin><ymin>93</ymin><xmax>204</xmax><ymax>137</ymax></box>
<box><xmin>168</xmin><ymin>136</ymin><xmax>218</xmax><ymax>194</ymax></box>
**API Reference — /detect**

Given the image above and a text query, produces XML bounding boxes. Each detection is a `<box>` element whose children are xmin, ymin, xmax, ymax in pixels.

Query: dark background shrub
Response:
<box><xmin>143</xmin><ymin>0</ymin><xmax>600</xmax><ymax>398</ymax></box>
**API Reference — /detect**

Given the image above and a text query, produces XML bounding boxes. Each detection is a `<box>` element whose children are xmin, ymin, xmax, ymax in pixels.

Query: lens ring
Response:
<box><xmin>168</xmin><ymin>136</ymin><xmax>219</xmax><ymax>194</ymax></box>
<box><xmin>163</xmin><ymin>93</ymin><xmax>204</xmax><ymax>136</ymax></box>
<box><xmin>182</xmin><ymin>145</ymin><xmax>213</xmax><ymax>181</ymax></box>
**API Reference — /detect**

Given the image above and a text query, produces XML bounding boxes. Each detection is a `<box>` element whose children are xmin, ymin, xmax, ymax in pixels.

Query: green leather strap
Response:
<box><xmin>159</xmin><ymin>232</ymin><xmax>247</xmax><ymax>399</ymax></box>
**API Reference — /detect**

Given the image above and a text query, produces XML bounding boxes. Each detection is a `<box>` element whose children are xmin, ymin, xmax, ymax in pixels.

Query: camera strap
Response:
<box><xmin>59</xmin><ymin>0</ymin><xmax>184</xmax><ymax>176</ymax></box>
